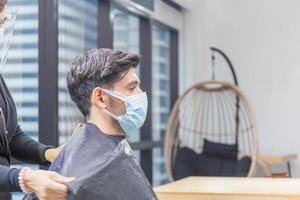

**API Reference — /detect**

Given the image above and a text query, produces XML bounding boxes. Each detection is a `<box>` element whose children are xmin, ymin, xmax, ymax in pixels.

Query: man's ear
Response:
<box><xmin>91</xmin><ymin>87</ymin><xmax>106</xmax><ymax>109</ymax></box>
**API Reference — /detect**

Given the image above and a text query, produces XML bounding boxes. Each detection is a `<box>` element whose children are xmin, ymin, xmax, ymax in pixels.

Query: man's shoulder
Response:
<box><xmin>63</xmin><ymin>124</ymin><xmax>118</xmax><ymax>158</ymax></box>
<box><xmin>68</xmin><ymin>123</ymin><xmax>107</xmax><ymax>145</ymax></box>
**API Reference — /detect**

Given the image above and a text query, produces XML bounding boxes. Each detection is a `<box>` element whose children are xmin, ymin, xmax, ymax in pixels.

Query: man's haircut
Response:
<box><xmin>67</xmin><ymin>48</ymin><xmax>140</xmax><ymax>116</ymax></box>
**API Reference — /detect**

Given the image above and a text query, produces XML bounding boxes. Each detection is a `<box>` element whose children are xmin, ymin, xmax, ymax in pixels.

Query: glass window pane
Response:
<box><xmin>152</xmin><ymin>24</ymin><xmax>170</xmax><ymax>186</ymax></box>
<box><xmin>111</xmin><ymin>6</ymin><xmax>140</xmax><ymax>161</ymax></box>
<box><xmin>58</xmin><ymin>0</ymin><xmax>98</xmax><ymax>144</ymax></box>
<box><xmin>112</xmin><ymin>7</ymin><xmax>140</xmax><ymax>144</ymax></box>
<box><xmin>153</xmin><ymin>147</ymin><xmax>168</xmax><ymax>186</ymax></box>
<box><xmin>112</xmin><ymin>8</ymin><xmax>139</xmax><ymax>54</ymax></box>
<box><xmin>4</xmin><ymin>0</ymin><xmax>39</xmax><ymax>141</ymax></box>
<box><xmin>5</xmin><ymin>1</ymin><xmax>39</xmax><ymax>199</ymax></box>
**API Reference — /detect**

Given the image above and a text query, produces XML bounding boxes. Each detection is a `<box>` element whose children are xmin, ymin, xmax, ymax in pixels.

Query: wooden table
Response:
<box><xmin>154</xmin><ymin>176</ymin><xmax>300</xmax><ymax>200</ymax></box>
<box><xmin>259</xmin><ymin>154</ymin><xmax>297</xmax><ymax>177</ymax></box>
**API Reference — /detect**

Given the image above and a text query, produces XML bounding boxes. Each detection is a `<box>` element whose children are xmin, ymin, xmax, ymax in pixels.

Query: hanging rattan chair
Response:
<box><xmin>164</xmin><ymin>48</ymin><xmax>258</xmax><ymax>181</ymax></box>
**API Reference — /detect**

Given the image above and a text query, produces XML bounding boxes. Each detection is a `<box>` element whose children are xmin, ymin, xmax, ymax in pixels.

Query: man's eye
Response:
<box><xmin>129</xmin><ymin>86</ymin><xmax>136</xmax><ymax>91</ymax></box>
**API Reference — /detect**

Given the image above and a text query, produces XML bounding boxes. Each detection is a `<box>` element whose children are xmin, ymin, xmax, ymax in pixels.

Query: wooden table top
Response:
<box><xmin>154</xmin><ymin>176</ymin><xmax>300</xmax><ymax>200</ymax></box>
<box><xmin>259</xmin><ymin>154</ymin><xmax>297</xmax><ymax>164</ymax></box>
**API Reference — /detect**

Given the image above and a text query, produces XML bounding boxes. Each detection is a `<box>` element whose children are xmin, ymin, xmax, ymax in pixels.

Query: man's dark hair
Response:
<box><xmin>67</xmin><ymin>48</ymin><xmax>140</xmax><ymax>117</ymax></box>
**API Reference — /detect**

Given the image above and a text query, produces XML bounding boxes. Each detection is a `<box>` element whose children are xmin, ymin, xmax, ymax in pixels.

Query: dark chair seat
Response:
<box><xmin>173</xmin><ymin>139</ymin><xmax>251</xmax><ymax>180</ymax></box>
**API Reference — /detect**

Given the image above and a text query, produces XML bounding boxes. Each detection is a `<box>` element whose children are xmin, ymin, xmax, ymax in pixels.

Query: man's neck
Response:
<box><xmin>87</xmin><ymin>114</ymin><xmax>125</xmax><ymax>136</ymax></box>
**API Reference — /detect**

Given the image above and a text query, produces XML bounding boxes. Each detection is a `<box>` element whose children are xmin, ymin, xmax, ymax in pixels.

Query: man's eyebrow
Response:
<box><xmin>127</xmin><ymin>80</ymin><xmax>140</xmax><ymax>88</ymax></box>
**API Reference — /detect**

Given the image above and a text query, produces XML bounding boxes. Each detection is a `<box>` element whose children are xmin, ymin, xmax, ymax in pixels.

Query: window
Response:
<box><xmin>152</xmin><ymin>24</ymin><xmax>171</xmax><ymax>186</ymax></box>
<box><xmin>112</xmin><ymin>7</ymin><xmax>140</xmax><ymax>143</ymax></box>
<box><xmin>58</xmin><ymin>0</ymin><xmax>98</xmax><ymax>144</ymax></box>
<box><xmin>112</xmin><ymin>7</ymin><xmax>139</xmax><ymax>54</ymax></box>
<box><xmin>111</xmin><ymin>6</ymin><xmax>141</xmax><ymax>161</ymax></box>
<box><xmin>4</xmin><ymin>0</ymin><xmax>39</xmax><ymax>140</ymax></box>
<box><xmin>6</xmin><ymin>1</ymin><xmax>39</xmax><ymax>199</ymax></box>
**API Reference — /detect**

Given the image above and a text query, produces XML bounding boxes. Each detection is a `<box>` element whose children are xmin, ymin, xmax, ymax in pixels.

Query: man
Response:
<box><xmin>0</xmin><ymin>1</ymin><xmax>75</xmax><ymax>200</ymax></box>
<box><xmin>25</xmin><ymin>48</ymin><xmax>158</xmax><ymax>200</ymax></box>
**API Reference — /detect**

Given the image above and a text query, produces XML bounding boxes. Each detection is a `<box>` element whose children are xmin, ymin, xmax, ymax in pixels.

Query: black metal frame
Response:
<box><xmin>170</xmin><ymin>29</ymin><xmax>179</xmax><ymax>109</ymax></box>
<box><xmin>37</xmin><ymin>0</ymin><xmax>180</xmax><ymax>185</ymax></box>
<box><xmin>139</xmin><ymin>16</ymin><xmax>153</xmax><ymax>182</ymax></box>
<box><xmin>38</xmin><ymin>0</ymin><xmax>59</xmax><ymax>147</ymax></box>
<box><xmin>98</xmin><ymin>0</ymin><xmax>113</xmax><ymax>48</ymax></box>
<box><xmin>210</xmin><ymin>47</ymin><xmax>240</xmax><ymax>145</ymax></box>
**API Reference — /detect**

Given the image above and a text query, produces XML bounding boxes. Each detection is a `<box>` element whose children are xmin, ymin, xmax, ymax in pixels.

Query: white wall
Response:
<box><xmin>180</xmin><ymin>0</ymin><xmax>300</xmax><ymax>176</ymax></box>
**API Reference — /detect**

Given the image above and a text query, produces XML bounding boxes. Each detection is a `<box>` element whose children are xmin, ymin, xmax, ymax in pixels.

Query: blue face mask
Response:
<box><xmin>102</xmin><ymin>89</ymin><xmax>148</xmax><ymax>134</ymax></box>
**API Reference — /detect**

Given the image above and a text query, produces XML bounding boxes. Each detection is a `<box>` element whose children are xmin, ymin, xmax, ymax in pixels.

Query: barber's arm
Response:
<box><xmin>0</xmin><ymin>165</ymin><xmax>21</xmax><ymax>192</ymax></box>
<box><xmin>9</xmin><ymin>125</ymin><xmax>60</xmax><ymax>165</ymax></box>
<box><xmin>7</xmin><ymin>126</ymin><xmax>75</xmax><ymax>199</ymax></box>
<box><xmin>0</xmin><ymin>164</ymin><xmax>75</xmax><ymax>200</ymax></box>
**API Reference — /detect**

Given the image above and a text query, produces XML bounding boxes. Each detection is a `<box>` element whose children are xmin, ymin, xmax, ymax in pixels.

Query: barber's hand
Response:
<box><xmin>24</xmin><ymin>169</ymin><xmax>75</xmax><ymax>200</ymax></box>
<box><xmin>45</xmin><ymin>144</ymin><xmax>65</xmax><ymax>163</ymax></box>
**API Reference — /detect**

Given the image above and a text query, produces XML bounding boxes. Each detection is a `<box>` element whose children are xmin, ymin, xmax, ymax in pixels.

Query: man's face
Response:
<box><xmin>106</xmin><ymin>67</ymin><xmax>141</xmax><ymax>116</ymax></box>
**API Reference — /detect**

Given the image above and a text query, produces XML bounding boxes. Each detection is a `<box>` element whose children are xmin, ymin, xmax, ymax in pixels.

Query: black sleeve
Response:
<box><xmin>9</xmin><ymin>125</ymin><xmax>54</xmax><ymax>165</ymax></box>
<box><xmin>0</xmin><ymin>165</ymin><xmax>21</xmax><ymax>192</ymax></box>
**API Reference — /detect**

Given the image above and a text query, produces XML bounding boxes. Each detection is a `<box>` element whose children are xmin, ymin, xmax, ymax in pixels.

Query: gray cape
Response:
<box><xmin>24</xmin><ymin>123</ymin><xmax>158</xmax><ymax>200</ymax></box>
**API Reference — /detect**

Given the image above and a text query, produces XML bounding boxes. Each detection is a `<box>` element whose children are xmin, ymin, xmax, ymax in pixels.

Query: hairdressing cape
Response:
<box><xmin>24</xmin><ymin>122</ymin><xmax>158</xmax><ymax>200</ymax></box>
